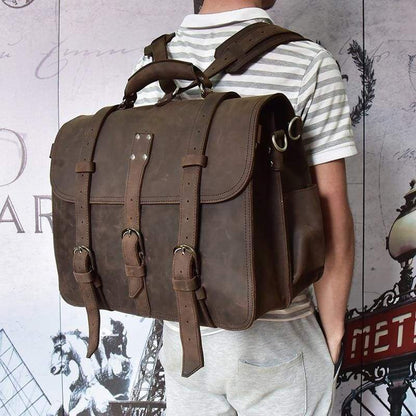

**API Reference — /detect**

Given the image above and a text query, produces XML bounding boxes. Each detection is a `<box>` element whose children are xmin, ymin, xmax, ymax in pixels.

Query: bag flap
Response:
<box><xmin>50</xmin><ymin>93</ymin><xmax>289</xmax><ymax>205</ymax></box>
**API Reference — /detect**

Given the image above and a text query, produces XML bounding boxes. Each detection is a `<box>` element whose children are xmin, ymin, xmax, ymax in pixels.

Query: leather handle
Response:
<box><xmin>123</xmin><ymin>60</ymin><xmax>212</xmax><ymax>106</ymax></box>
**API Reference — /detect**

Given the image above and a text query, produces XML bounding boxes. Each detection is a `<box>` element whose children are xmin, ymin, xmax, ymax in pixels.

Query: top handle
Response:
<box><xmin>121</xmin><ymin>60</ymin><xmax>213</xmax><ymax>108</ymax></box>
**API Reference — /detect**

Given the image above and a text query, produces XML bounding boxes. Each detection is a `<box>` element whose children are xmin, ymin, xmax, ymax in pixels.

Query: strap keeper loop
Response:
<box><xmin>172</xmin><ymin>275</ymin><xmax>199</xmax><ymax>292</ymax></box>
<box><xmin>73</xmin><ymin>271</ymin><xmax>95</xmax><ymax>284</ymax></box>
<box><xmin>75</xmin><ymin>161</ymin><xmax>96</xmax><ymax>173</ymax></box>
<box><xmin>125</xmin><ymin>264</ymin><xmax>146</xmax><ymax>278</ymax></box>
<box><xmin>181</xmin><ymin>154</ymin><xmax>208</xmax><ymax>168</ymax></box>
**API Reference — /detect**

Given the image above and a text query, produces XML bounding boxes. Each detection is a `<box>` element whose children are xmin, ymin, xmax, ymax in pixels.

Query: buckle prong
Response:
<box><xmin>121</xmin><ymin>228</ymin><xmax>145</xmax><ymax>261</ymax></box>
<box><xmin>173</xmin><ymin>244</ymin><xmax>200</xmax><ymax>275</ymax></box>
<box><xmin>73</xmin><ymin>245</ymin><xmax>96</xmax><ymax>271</ymax></box>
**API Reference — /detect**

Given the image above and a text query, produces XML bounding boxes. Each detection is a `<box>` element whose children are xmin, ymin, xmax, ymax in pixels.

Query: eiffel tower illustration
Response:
<box><xmin>110</xmin><ymin>319</ymin><xmax>166</xmax><ymax>415</ymax></box>
<box><xmin>0</xmin><ymin>329</ymin><xmax>51</xmax><ymax>415</ymax></box>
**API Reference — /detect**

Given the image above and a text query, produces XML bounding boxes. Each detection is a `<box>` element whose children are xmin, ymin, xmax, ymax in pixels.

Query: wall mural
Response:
<box><xmin>1</xmin><ymin>0</ymin><xmax>35</xmax><ymax>9</ymax></box>
<box><xmin>49</xmin><ymin>321</ymin><xmax>133</xmax><ymax>415</ymax></box>
<box><xmin>1</xmin><ymin>0</ymin><xmax>415</xmax><ymax>415</ymax></box>
<box><xmin>340</xmin><ymin>182</ymin><xmax>416</xmax><ymax>414</ymax></box>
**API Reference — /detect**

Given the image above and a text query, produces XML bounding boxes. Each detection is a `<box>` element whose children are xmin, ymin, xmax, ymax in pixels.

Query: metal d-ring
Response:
<box><xmin>271</xmin><ymin>131</ymin><xmax>288</xmax><ymax>152</ymax></box>
<box><xmin>288</xmin><ymin>116</ymin><xmax>302</xmax><ymax>140</ymax></box>
<box><xmin>173</xmin><ymin>244</ymin><xmax>200</xmax><ymax>275</ymax></box>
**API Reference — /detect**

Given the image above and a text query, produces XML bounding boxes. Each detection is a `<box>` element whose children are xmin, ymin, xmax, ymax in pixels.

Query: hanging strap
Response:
<box><xmin>73</xmin><ymin>104</ymin><xmax>119</xmax><ymax>358</ymax></box>
<box><xmin>121</xmin><ymin>132</ymin><xmax>154</xmax><ymax>316</ymax></box>
<box><xmin>144</xmin><ymin>33</ymin><xmax>177</xmax><ymax>94</ymax></box>
<box><xmin>172</xmin><ymin>91</ymin><xmax>238</xmax><ymax>377</ymax></box>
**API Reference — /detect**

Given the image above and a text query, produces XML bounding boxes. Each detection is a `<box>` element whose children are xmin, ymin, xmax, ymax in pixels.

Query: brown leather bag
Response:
<box><xmin>49</xmin><ymin>22</ymin><xmax>326</xmax><ymax>377</ymax></box>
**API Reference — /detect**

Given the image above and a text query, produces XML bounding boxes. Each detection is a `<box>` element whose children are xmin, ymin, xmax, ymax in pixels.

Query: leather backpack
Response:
<box><xmin>49</xmin><ymin>22</ymin><xmax>326</xmax><ymax>377</ymax></box>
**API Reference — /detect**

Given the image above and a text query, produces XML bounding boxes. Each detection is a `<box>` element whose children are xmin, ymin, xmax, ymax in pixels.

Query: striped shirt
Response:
<box><xmin>132</xmin><ymin>7</ymin><xmax>358</xmax><ymax>335</ymax></box>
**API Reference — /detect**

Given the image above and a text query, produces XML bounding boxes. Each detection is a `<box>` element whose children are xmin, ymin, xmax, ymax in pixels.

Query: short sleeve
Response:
<box><xmin>296</xmin><ymin>49</ymin><xmax>359</xmax><ymax>167</ymax></box>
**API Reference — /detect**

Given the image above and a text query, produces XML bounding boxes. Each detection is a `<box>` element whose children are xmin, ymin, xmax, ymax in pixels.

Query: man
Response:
<box><xmin>132</xmin><ymin>1</ymin><xmax>357</xmax><ymax>414</ymax></box>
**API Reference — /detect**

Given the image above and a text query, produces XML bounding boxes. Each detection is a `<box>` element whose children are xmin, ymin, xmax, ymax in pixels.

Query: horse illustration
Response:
<box><xmin>50</xmin><ymin>321</ymin><xmax>132</xmax><ymax>415</ymax></box>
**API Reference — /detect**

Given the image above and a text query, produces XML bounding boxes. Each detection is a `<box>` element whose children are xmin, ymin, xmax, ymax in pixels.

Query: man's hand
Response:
<box><xmin>310</xmin><ymin>158</ymin><xmax>355</xmax><ymax>366</ymax></box>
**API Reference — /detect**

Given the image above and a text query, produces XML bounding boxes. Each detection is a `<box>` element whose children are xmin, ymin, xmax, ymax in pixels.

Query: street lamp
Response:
<box><xmin>383</xmin><ymin>178</ymin><xmax>416</xmax><ymax>415</ymax></box>
<box><xmin>386</xmin><ymin>179</ymin><xmax>416</xmax><ymax>301</ymax></box>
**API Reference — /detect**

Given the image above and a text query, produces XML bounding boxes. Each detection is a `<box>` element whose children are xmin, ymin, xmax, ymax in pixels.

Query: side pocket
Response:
<box><xmin>283</xmin><ymin>183</ymin><xmax>326</xmax><ymax>293</ymax></box>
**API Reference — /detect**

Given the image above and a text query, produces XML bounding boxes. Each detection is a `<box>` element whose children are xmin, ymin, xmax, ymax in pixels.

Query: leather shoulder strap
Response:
<box><xmin>171</xmin><ymin>22</ymin><xmax>310</xmax><ymax>97</ymax></box>
<box><xmin>207</xmin><ymin>22</ymin><xmax>309</xmax><ymax>77</ymax></box>
<box><xmin>144</xmin><ymin>33</ymin><xmax>177</xmax><ymax>94</ymax></box>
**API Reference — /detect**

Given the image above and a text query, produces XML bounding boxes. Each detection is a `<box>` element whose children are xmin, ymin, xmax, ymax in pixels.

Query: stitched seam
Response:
<box><xmin>278</xmin><ymin>170</ymin><xmax>291</xmax><ymax>301</ymax></box>
<box><xmin>51</xmin><ymin>97</ymin><xmax>265</xmax><ymax>204</ymax></box>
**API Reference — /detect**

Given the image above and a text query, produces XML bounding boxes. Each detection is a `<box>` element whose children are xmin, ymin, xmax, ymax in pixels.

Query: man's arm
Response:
<box><xmin>310</xmin><ymin>157</ymin><xmax>355</xmax><ymax>363</ymax></box>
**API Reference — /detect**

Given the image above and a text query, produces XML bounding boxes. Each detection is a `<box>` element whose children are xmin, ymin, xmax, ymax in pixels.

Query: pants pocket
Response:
<box><xmin>313</xmin><ymin>310</ymin><xmax>345</xmax><ymax>377</ymax></box>
<box><xmin>232</xmin><ymin>351</ymin><xmax>307</xmax><ymax>416</ymax></box>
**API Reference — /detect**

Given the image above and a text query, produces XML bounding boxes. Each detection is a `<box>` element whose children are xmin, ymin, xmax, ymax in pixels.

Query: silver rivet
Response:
<box><xmin>146</xmin><ymin>134</ymin><xmax>152</xmax><ymax>140</ymax></box>
<box><xmin>130</xmin><ymin>154</ymin><xmax>136</xmax><ymax>160</ymax></box>
<box><xmin>135</xmin><ymin>133</ymin><xmax>141</xmax><ymax>140</ymax></box>
<box><xmin>142</xmin><ymin>154</ymin><xmax>148</xmax><ymax>160</ymax></box>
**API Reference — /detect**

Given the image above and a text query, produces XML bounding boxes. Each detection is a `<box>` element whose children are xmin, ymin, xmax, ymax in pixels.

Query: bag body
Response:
<box><xmin>50</xmin><ymin>22</ymin><xmax>326</xmax><ymax>377</ymax></box>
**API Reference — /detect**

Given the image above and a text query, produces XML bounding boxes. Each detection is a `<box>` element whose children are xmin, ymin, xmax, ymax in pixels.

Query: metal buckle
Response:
<box><xmin>199</xmin><ymin>84</ymin><xmax>213</xmax><ymax>98</ymax></box>
<box><xmin>173</xmin><ymin>244</ymin><xmax>200</xmax><ymax>275</ymax></box>
<box><xmin>288</xmin><ymin>116</ymin><xmax>302</xmax><ymax>140</ymax></box>
<box><xmin>121</xmin><ymin>228</ymin><xmax>142</xmax><ymax>239</ymax></box>
<box><xmin>73</xmin><ymin>245</ymin><xmax>96</xmax><ymax>271</ymax></box>
<box><xmin>121</xmin><ymin>228</ymin><xmax>145</xmax><ymax>259</ymax></box>
<box><xmin>271</xmin><ymin>131</ymin><xmax>288</xmax><ymax>152</ymax></box>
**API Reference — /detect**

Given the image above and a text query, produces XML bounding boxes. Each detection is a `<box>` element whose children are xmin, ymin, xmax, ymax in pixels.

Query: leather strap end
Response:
<box><xmin>85</xmin><ymin>312</ymin><xmax>100</xmax><ymax>357</ymax></box>
<box><xmin>75</xmin><ymin>161</ymin><xmax>96</xmax><ymax>173</ymax></box>
<box><xmin>181</xmin><ymin>324</ymin><xmax>204</xmax><ymax>378</ymax></box>
<box><xmin>181</xmin><ymin>154</ymin><xmax>208</xmax><ymax>168</ymax></box>
<box><xmin>195</xmin><ymin>286</ymin><xmax>207</xmax><ymax>300</ymax></box>
<box><xmin>128</xmin><ymin>277</ymin><xmax>144</xmax><ymax>299</ymax></box>
<box><xmin>79</xmin><ymin>283</ymin><xmax>101</xmax><ymax>358</ymax></box>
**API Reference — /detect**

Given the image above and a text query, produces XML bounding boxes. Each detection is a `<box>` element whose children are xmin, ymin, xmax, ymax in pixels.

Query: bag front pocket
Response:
<box><xmin>283</xmin><ymin>183</ymin><xmax>326</xmax><ymax>293</ymax></box>
<box><xmin>232</xmin><ymin>351</ymin><xmax>307</xmax><ymax>416</ymax></box>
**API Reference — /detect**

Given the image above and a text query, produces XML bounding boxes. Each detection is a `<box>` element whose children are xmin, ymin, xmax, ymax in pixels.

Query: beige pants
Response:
<box><xmin>159</xmin><ymin>312</ymin><xmax>341</xmax><ymax>416</ymax></box>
